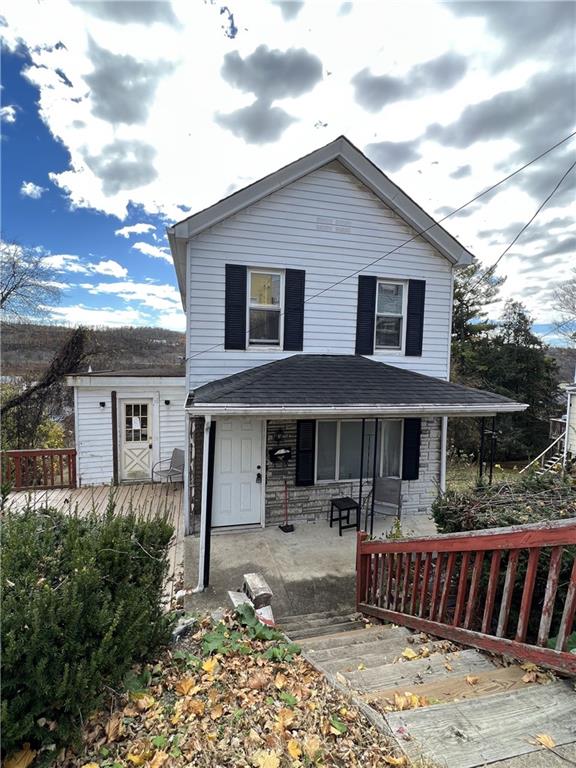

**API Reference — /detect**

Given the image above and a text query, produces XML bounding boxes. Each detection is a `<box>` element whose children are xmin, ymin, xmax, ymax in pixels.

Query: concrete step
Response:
<box><xmin>342</xmin><ymin>648</ymin><xmax>498</xmax><ymax>693</ymax></box>
<box><xmin>286</xmin><ymin>619</ymin><xmax>366</xmax><ymax>640</ymax></box>
<box><xmin>295</xmin><ymin>623</ymin><xmax>398</xmax><ymax>651</ymax></box>
<box><xmin>387</xmin><ymin>679</ymin><xmax>576</xmax><ymax>768</ymax></box>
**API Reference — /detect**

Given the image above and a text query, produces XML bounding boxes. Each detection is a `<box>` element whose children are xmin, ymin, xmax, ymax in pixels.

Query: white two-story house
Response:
<box><xmin>69</xmin><ymin>136</ymin><xmax>525</xmax><ymax>589</ymax></box>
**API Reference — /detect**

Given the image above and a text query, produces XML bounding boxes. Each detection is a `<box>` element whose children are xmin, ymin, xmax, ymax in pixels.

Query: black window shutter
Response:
<box><xmin>355</xmin><ymin>275</ymin><xmax>377</xmax><ymax>355</ymax></box>
<box><xmin>224</xmin><ymin>264</ymin><xmax>247</xmax><ymax>350</ymax></box>
<box><xmin>405</xmin><ymin>280</ymin><xmax>426</xmax><ymax>356</ymax></box>
<box><xmin>402</xmin><ymin>418</ymin><xmax>421</xmax><ymax>481</ymax></box>
<box><xmin>283</xmin><ymin>269</ymin><xmax>305</xmax><ymax>351</ymax></box>
<box><xmin>295</xmin><ymin>420</ymin><xmax>316</xmax><ymax>486</ymax></box>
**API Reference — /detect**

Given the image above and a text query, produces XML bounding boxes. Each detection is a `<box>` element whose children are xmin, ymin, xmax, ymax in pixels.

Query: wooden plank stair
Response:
<box><xmin>278</xmin><ymin>613</ymin><xmax>576</xmax><ymax>768</ymax></box>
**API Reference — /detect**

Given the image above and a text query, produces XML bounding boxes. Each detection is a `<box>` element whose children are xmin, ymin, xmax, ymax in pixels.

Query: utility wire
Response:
<box><xmin>187</xmin><ymin>130</ymin><xmax>576</xmax><ymax>363</ymax></box>
<box><xmin>467</xmin><ymin>158</ymin><xmax>576</xmax><ymax>293</ymax></box>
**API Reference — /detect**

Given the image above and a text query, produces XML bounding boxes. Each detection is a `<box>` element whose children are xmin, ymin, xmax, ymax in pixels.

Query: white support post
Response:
<box><xmin>440</xmin><ymin>416</ymin><xmax>448</xmax><ymax>493</ymax></box>
<box><xmin>193</xmin><ymin>414</ymin><xmax>212</xmax><ymax>593</ymax></box>
<box><xmin>563</xmin><ymin>393</ymin><xmax>571</xmax><ymax>470</ymax></box>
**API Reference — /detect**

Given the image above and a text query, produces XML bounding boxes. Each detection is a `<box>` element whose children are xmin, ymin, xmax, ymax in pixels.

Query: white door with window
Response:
<box><xmin>212</xmin><ymin>418</ymin><xmax>263</xmax><ymax>527</ymax></box>
<box><xmin>120</xmin><ymin>400</ymin><xmax>153</xmax><ymax>481</ymax></box>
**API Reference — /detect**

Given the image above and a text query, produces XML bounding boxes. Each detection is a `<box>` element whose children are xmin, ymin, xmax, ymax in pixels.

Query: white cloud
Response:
<box><xmin>0</xmin><ymin>105</ymin><xmax>17</xmax><ymax>123</ymax></box>
<box><xmin>91</xmin><ymin>259</ymin><xmax>128</xmax><ymax>277</ymax></box>
<box><xmin>84</xmin><ymin>279</ymin><xmax>182</xmax><ymax>312</ymax></box>
<box><xmin>42</xmin><ymin>253</ymin><xmax>128</xmax><ymax>278</ymax></box>
<box><xmin>132</xmin><ymin>241</ymin><xmax>171</xmax><ymax>262</ymax></box>
<box><xmin>42</xmin><ymin>253</ymin><xmax>91</xmax><ymax>273</ymax></box>
<box><xmin>20</xmin><ymin>180</ymin><xmax>47</xmax><ymax>199</ymax></box>
<box><xmin>115</xmin><ymin>223</ymin><xmax>157</xmax><ymax>237</ymax></box>
<box><xmin>2</xmin><ymin>0</ymin><xmax>573</xmax><ymax>328</ymax></box>
<box><xmin>47</xmin><ymin>304</ymin><xmax>146</xmax><ymax>327</ymax></box>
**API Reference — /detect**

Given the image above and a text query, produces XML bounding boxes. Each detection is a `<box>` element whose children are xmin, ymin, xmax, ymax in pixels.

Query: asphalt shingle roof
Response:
<box><xmin>189</xmin><ymin>355</ymin><xmax>521</xmax><ymax>409</ymax></box>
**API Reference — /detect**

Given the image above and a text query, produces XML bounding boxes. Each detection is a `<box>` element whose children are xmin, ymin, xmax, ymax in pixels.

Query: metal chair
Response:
<box><xmin>152</xmin><ymin>448</ymin><xmax>184</xmax><ymax>484</ymax></box>
<box><xmin>373</xmin><ymin>476</ymin><xmax>402</xmax><ymax>521</ymax></box>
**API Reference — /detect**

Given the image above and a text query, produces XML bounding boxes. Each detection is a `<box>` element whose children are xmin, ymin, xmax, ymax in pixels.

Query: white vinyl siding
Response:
<box><xmin>74</xmin><ymin>383</ymin><xmax>186</xmax><ymax>486</ymax></box>
<box><xmin>187</xmin><ymin>161</ymin><xmax>453</xmax><ymax>390</ymax></box>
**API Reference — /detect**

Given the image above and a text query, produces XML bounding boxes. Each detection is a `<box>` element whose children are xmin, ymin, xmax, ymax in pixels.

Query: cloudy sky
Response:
<box><xmin>1</xmin><ymin>0</ymin><xmax>575</xmax><ymax>339</ymax></box>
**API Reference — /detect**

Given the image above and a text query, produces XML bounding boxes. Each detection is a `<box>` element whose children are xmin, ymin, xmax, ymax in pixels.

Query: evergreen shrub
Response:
<box><xmin>1</xmin><ymin>501</ymin><xmax>174</xmax><ymax>756</ymax></box>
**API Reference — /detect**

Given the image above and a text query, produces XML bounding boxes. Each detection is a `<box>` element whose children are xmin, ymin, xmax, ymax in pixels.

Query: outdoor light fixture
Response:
<box><xmin>164</xmin><ymin>399</ymin><xmax>171</xmax><ymax>405</ymax></box>
<box><xmin>99</xmin><ymin>401</ymin><xmax>106</xmax><ymax>408</ymax></box>
<box><xmin>273</xmin><ymin>428</ymin><xmax>285</xmax><ymax>443</ymax></box>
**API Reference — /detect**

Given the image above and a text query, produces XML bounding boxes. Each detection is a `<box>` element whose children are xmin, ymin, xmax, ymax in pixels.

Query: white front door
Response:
<box><xmin>212</xmin><ymin>418</ymin><xmax>263</xmax><ymax>527</ymax></box>
<box><xmin>120</xmin><ymin>400</ymin><xmax>153</xmax><ymax>481</ymax></box>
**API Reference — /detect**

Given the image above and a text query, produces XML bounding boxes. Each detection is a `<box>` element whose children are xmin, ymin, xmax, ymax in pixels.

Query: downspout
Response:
<box><xmin>440</xmin><ymin>416</ymin><xmax>448</xmax><ymax>493</ymax></box>
<box><xmin>193</xmin><ymin>414</ymin><xmax>212</xmax><ymax>593</ymax></box>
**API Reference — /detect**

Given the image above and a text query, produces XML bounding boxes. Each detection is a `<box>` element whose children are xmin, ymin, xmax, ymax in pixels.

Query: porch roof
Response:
<box><xmin>187</xmin><ymin>355</ymin><xmax>527</xmax><ymax>417</ymax></box>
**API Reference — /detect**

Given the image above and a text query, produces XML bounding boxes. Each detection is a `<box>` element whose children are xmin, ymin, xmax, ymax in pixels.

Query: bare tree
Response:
<box><xmin>0</xmin><ymin>241</ymin><xmax>61</xmax><ymax>320</ymax></box>
<box><xmin>553</xmin><ymin>268</ymin><xmax>576</xmax><ymax>346</ymax></box>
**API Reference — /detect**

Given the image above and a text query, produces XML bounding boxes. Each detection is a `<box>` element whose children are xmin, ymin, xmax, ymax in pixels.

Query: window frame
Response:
<box><xmin>247</xmin><ymin>268</ymin><xmax>284</xmax><ymax>348</ymax></box>
<box><xmin>374</xmin><ymin>279</ymin><xmax>408</xmax><ymax>352</ymax></box>
<box><xmin>314</xmin><ymin>419</ymin><xmax>404</xmax><ymax>483</ymax></box>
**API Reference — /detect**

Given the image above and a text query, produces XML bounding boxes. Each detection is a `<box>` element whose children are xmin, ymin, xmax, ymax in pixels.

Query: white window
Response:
<box><xmin>315</xmin><ymin>419</ymin><xmax>402</xmax><ymax>482</ymax></box>
<box><xmin>248</xmin><ymin>269</ymin><xmax>283</xmax><ymax>346</ymax></box>
<box><xmin>376</xmin><ymin>281</ymin><xmax>406</xmax><ymax>350</ymax></box>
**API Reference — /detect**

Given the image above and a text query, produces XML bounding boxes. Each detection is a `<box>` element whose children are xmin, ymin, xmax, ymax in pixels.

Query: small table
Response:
<box><xmin>330</xmin><ymin>496</ymin><xmax>359</xmax><ymax>536</ymax></box>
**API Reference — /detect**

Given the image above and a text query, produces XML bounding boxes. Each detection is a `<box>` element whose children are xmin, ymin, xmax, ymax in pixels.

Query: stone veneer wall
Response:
<box><xmin>264</xmin><ymin>417</ymin><xmax>441</xmax><ymax>524</ymax></box>
<box><xmin>190</xmin><ymin>415</ymin><xmax>204</xmax><ymax>533</ymax></box>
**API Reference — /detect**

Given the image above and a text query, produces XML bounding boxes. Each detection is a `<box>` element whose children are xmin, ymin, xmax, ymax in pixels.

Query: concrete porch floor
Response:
<box><xmin>184</xmin><ymin>513</ymin><xmax>436</xmax><ymax>618</ymax></box>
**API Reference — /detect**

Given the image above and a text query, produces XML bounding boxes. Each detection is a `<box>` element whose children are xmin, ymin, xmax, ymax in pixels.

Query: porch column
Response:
<box><xmin>193</xmin><ymin>414</ymin><xmax>212</xmax><ymax>593</ymax></box>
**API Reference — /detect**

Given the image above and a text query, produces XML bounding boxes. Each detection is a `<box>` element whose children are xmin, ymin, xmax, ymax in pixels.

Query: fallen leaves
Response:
<box><xmin>45</xmin><ymin>611</ymin><xmax>405</xmax><ymax>768</ymax></box>
<box><xmin>287</xmin><ymin>739</ymin><xmax>301</xmax><ymax>759</ymax></box>
<box><xmin>533</xmin><ymin>733</ymin><xmax>556</xmax><ymax>749</ymax></box>
<box><xmin>174</xmin><ymin>676</ymin><xmax>197</xmax><ymax>696</ymax></box>
<box><xmin>401</xmin><ymin>647</ymin><xmax>418</xmax><ymax>660</ymax></box>
<box><xmin>250</xmin><ymin>750</ymin><xmax>280</xmax><ymax>768</ymax></box>
<box><xmin>4</xmin><ymin>744</ymin><xmax>36</xmax><ymax>768</ymax></box>
<box><xmin>465</xmin><ymin>675</ymin><xmax>479</xmax><ymax>686</ymax></box>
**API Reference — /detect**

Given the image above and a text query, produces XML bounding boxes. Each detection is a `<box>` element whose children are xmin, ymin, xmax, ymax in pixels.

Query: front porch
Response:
<box><xmin>183</xmin><ymin>511</ymin><xmax>436</xmax><ymax>616</ymax></box>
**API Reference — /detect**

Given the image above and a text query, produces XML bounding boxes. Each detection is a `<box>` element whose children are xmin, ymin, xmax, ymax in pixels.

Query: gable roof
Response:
<box><xmin>187</xmin><ymin>354</ymin><xmax>526</xmax><ymax>417</ymax></box>
<box><xmin>167</xmin><ymin>135</ymin><xmax>474</xmax><ymax>304</ymax></box>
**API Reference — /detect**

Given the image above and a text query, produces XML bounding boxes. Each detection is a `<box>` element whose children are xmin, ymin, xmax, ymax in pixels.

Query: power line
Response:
<box><xmin>187</xmin><ymin>130</ymin><xmax>576</xmax><ymax>363</ymax></box>
<box><xmin>468</xmin><ymin>158</ymin><xmax>576</xmax><ymax>293</ymax></box>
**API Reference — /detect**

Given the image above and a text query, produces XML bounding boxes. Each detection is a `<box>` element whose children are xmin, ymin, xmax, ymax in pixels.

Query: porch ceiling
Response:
<box><xmin>186</xmin><ymin>355</ymin><xmax>527</xmax><ymax>417</ymax></box>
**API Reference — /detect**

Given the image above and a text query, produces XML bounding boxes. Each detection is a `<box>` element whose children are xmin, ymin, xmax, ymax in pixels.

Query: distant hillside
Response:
<box><xmin>1</xmin><ymin>322</ymin><xmax>185</xmax><ymax>377</ymax></box>
<box><xmin>547</xmin><ymin>346</ymin><xmax>576</xmax><ymax>385</ymax></box>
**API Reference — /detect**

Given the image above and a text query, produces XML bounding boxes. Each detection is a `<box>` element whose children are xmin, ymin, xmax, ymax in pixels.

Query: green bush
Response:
<box><xmin>432</xmin><ymin>474</ymin><xmax>576</xmax><ymax>642</ymax></box>
<box><xmin>1</xmin><ymin>501</ymin><xmax>175</xmax><ymax>757</ymax></box>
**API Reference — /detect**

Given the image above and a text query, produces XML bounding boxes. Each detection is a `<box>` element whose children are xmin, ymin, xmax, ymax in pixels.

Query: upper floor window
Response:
<box><xmin>375</xmin><ymin>280</ymin><xmax>406</xmax><ymax>350</ymax></box>
<box><xmin>248</xmin><ymin>269</ymin><xmax>283</xmax><ymax>346</ymax></box>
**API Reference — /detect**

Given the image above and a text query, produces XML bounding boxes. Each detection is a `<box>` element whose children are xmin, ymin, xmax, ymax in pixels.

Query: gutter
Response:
<box><xmin>185</xmin><ymin>403</ymin><xmax>528</xmax><ymax>418</ymax></box>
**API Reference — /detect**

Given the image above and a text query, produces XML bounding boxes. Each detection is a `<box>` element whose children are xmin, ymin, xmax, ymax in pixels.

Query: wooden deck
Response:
<box><xmin>5</xmin><ymin>482</ymin><xmax>184</xmax><ymax>603</ymax></box>
<box><xmin>6</xmin><ymin>481</ymin><xmax>182</xmax><ymax>517</ymax></box>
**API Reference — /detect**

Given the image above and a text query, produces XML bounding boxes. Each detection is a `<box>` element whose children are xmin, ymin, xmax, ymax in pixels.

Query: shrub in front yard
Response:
<box><xmin>1</xmin><ymin>502</ymin><xmax>174</xmax><ymax>758</ymax></box>
<box><xmin>432</xmin><ymin>473</ymin><xmax>576</xmax><ymax>642</ymax></box>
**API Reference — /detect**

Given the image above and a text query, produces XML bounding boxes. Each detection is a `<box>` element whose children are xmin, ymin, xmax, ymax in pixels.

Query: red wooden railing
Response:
<box><xmin>356</xmin><ymin>519</ymin><xmax>576</xmax><ymax>674</ymax></box>
<box><xmin>1</xmin><ymin>449</ymin><xmax>77</xmax><ymax>490</ymax></box>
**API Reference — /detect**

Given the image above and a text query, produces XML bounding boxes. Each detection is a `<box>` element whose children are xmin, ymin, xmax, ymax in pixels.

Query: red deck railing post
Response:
<box><xmin>0</xmin><ymin>449</ymin><xmax>78</xmax><ymax>491</ymax></box>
